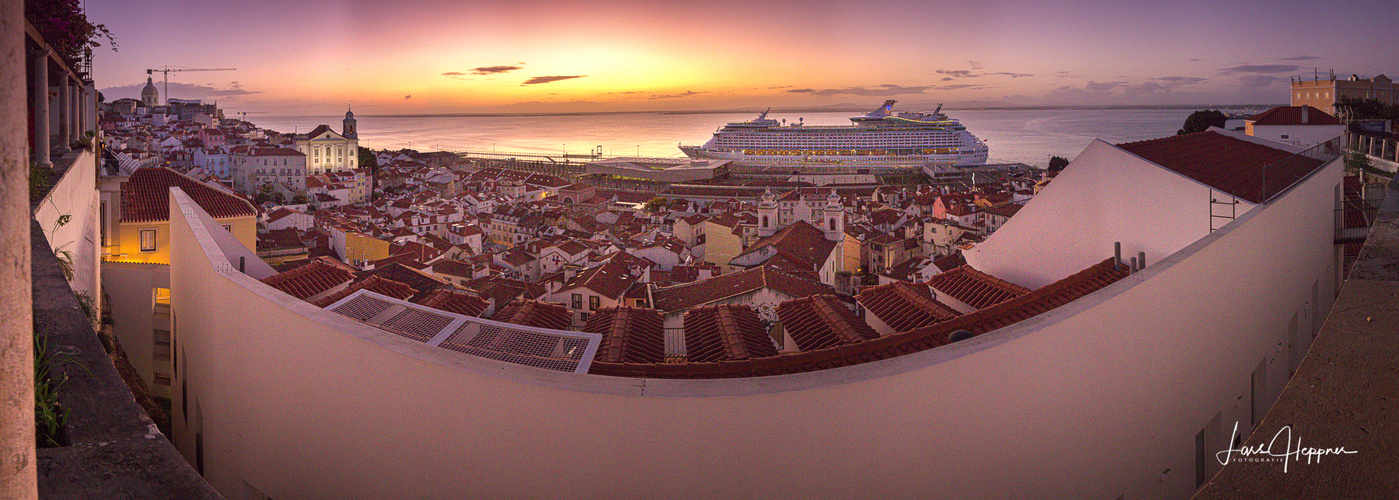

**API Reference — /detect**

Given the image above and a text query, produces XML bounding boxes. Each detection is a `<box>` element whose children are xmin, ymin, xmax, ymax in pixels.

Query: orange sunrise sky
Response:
<box><xmin>90</xmin><ymin>0</ymin><xmax>1399</xmax><ymax>115</ymax></box>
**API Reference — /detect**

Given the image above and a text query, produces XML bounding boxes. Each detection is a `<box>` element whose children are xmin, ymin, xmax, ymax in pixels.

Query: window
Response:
<box><xmin>571</xmin><ymin>293</ymin><xmax>582</xmax><ymax>310</ymax></box>
<box><xmin>589</xmin><ymin>296</ymin><xmax>600</xmax><ymax>311</ymax></box>
<box><xmin>140</xmin><ymin>229</ymin><xmax>157</xmax><ymax>251</ymax></box>
<box><xmin>223</xmin><ymin>224</ymin><xmax>232</xmax><ymax>233</ymax></box>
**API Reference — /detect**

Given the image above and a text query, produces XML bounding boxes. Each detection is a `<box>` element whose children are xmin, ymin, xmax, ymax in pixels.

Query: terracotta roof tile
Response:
<box><xmin>649</xmin><ymin>267</ymin><xmax>834</xmax><ymax>313</ymax></box>
<box><xmin>583</xmin><ymin>306</ymin><xmax>665</xmax><ymax>364</ymax></box>
<box><xmin>856</xmin><ymin>282</ymin><xmax>961</xmax><ymax>332</ymax></box>
<box><xmin>491</xmin><ymin>299</ymin><xmax>573</xmax><ymax>330</ymax></box>
<box><xmin>121</xmin><ymin>167</ymin><xmax>257</xmax><ymax>223</ymax></box>
<box><xmin>260</xmin><ymin>257</ymin><xmax>356</xmax><ymax>300</ymax></box>
<box><xmin>414</xmin><ymin>289</ymin><xmax>489</xmax><ymax>317</ymax></box>
<box><xmin>1117</xmin><ymin>130</ymin><xmax>1326</xmax><ymax>204</ymax></box>
<box><xmin>777</xmin><ymin>294</ymin><xmax>878</xmax><ymax>351</ymax></box>
<box><xmin>926</xmin><ymin>265</ymin><xmax>1031</xmax><ymax>310</ymax></box>
<box><xmin>589</xmin><ymin>258</ymin><xmax>1129</xmax><ymax>379</ymax></box>
<box><xmin>682</xmin><ymin>304</ymin><xmax>778</xmax><ymax>362</ymax></box>
<box><xmin>311</xmin><ymin>275</ymin><xmax>418</xmax><ymax>308</ymax></box>
<box><xmin>1248</xmin><ymin>105</ymin><xmax>1341</xmax><ymax>126</ymax></box>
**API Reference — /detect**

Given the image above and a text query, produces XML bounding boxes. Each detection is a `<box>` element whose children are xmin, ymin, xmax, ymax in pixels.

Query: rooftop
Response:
<box><xmin>1117</xmin><ymin>129</ymin><xmax>1324</xmax><ymax>204</ymax></box>
<box><xmin>120</xmin><ymin>167</ymin><xmax>257</xmax><ymax>223</ymax></box>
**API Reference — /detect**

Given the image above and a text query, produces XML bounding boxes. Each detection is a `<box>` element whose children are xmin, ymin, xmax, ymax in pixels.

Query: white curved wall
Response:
<box><xmin>170</xmin><ymin>158</ymin><xmax>1340</xmax><ymax>500</ymax></box>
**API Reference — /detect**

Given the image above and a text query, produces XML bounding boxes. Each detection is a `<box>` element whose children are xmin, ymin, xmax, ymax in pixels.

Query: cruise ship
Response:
<box><xmin>679</xmin><ymin>100</ymin><xmax>989</xmax><ymax>171</ymax></box>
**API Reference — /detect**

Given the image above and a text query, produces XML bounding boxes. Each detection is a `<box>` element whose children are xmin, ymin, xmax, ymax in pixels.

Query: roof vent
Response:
<box><xmin>947</xmin><ymin>329</ymin><xmax>974</xmax><ymax>343</ymax></box>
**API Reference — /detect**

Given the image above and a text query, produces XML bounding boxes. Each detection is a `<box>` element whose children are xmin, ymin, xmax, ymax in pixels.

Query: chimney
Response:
<box><xmin>1301</xmin><ymin>106</ymin><xmax>1309</xmax><ymax>124</ymax></box>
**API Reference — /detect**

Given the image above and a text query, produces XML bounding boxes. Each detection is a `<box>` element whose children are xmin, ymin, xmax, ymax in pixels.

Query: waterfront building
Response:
<box><xmin>292</xmin><ymin>110</ymin><xmax>359</xmax><ymax>175</ymax></box>
<box><xmin>1292</xmin><ymin>73</ymin><xmax>1399</xmax><ymax>116</ymax></box>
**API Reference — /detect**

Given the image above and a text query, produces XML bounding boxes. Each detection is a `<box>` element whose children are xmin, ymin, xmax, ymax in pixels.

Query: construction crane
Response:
<box><xmin>146</xmin><ymin>66</ymin><xmax>236</xmax><ymax>106</ymax></box>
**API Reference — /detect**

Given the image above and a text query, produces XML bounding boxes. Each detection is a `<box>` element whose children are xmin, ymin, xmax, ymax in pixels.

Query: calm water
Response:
<box><xmin>258</xmin><ymin>108</ymin><xmax>1210</xmax><ymax>168</ymax></box>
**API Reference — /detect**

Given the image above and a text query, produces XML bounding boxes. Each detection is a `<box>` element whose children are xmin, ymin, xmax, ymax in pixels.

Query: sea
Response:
<box><xmin>255</xmin><ymin>108</ymin><xmax>1254</xmax><ymax>168</ymax></box>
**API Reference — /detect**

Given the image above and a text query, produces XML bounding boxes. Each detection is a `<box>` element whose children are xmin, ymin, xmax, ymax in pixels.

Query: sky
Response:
<box><xmin>87</xmin><ymin>0</ymin><xmax>1399</xmax><ymax>115</ymax></box>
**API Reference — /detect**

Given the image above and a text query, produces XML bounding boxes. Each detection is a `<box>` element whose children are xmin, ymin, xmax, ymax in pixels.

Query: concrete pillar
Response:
<box><xmin>2</xmin><ymin>0</ymin><xmax>38</xmax><ymax>495</ymax></box>
<box><xmin>29</xmin><ymin>49</ymin><xmax>49</xmax><ymax>167</ymax></box>
<box><xmin>58</xmin><ymin>75</ymin><xmax>70</xmax><ymax>151</ymax></box>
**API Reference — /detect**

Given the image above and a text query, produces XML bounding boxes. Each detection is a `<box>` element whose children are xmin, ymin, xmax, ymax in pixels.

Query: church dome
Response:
<box><xmin>141</xmin><ymin>77</ymin><xmax>159</xmax><ymax>104</ymax></box>
<box><xmin>345</xmin><ymin>109</ymin><xmax>356</xmax><ymax>120</ymax></box>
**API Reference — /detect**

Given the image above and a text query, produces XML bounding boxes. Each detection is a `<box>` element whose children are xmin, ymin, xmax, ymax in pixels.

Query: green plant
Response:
<box><xmin>55</xmin><ymin>250</ymin><xmax>76</xmax><ymax>282</ymax></box>
<box><xmin>28</xmin><ymin>161</ymin><xmax>51</xmax><ymax>203</ymax></box>
<box><xmin>24</xmin><ymin>0</ymin><xmax>117</xmax><ymax>64</ymax></box>
<box><xmin>34</xmin><ymin>324</ymin><xmax>67</xmax><ymax>448</ymax></box>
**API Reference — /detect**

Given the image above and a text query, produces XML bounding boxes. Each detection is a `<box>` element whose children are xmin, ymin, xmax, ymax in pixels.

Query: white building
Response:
<box><xmin>293</xmin><ymin>110</ymin><xmax>359</xmax><ymax>175</ymax></box>
<box><xmin>1244</xmin><ymin>105</ymin><xmax>1347</xmax><ymax>148</ymax></box>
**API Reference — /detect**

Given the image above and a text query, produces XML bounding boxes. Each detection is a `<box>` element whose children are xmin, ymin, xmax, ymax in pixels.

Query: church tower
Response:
<box><xmin>823</xmin><ymin>191</ymin><xmax>844</xmax><ymax>242</ymax></box>
<box><xmin>342</xmin><ymin>109</ymin><xmax>358</xmax><ymax>139</ymax></box>
<box><xmin>141</xmin><ymin>77</ymin><xmax>159</xmax><ymax>107</ymax></box>
<box><xmin>757</xmin><ymin>189</ymin><xmax>778</xmax><ymax>237</ymax></box>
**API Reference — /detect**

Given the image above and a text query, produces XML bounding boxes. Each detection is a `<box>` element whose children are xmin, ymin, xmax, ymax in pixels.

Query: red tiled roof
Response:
<box><xmin>121</xmin><ymin>167</ymin><xmax>257</xmax><ymax>223</ymax></box>
<box><xmin>415</xmin><ymin>289</ymin><xmax>489</xmax><ymax>317</ymax></box>
<box><xmin>926</xmin><ymin>265</ymin><xmax>1031</xmax><ymax>310</ymax></box>
<box><xmin>583</xmin><ymin>306</ymin><xmax>665</xmax><ymax>364</ymax></box>
<box><xmin>649</xmin><ymin>266</ymin><xmax>834</xmax><ymax>313</ymax></box>
<box><xmin>856</xmin><ymin>281</ymin><xmax>961</xmax><ymax>332</ymax></box>
<box><xmin>777</xmin><ymin>294</ymin><xmax>878</xmax><ymax>351</ymax></box>
<box><xmin>588</xmin><ymin>258</ymin><xmax>1129</xmax><ymax>379</ymax></box>
<box><xmin>1117</xmin><ymin>130</ymin><xmax>1325</xmax><ymax>204</ymax></box>
<box><xmin>260</xmin><ymin>257</ymin><xmax>356</xmax><ymax>300</ymax></box>
<box><xmin>682</xmin><ymin>304</ymin><xmax>778</xmax><ymax>362</ymax></box>
<box><xmin>311</xmin><ymin>275</ymin><xmax>418</xmax><ymax>308</ymax></box>
<box><xmin>558</xmin><ymin>260</ymin><xmax>639</xmax><ymax>299</ymax></box>
<box><xmin>491</xmin><ymin>299</ymin><xmax>573</xmax><ymax>330</ymax></box>
<box><xmin>1248</xmin><ymin>105</ymin><xmax>1341</xmax><ymax>126</ymax></box>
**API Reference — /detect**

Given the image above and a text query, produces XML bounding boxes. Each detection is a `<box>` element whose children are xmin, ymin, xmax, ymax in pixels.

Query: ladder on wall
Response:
<box><xmin>1210</xmin><ymin>189</ymin><xmax>1238</xmax><ymax>232</ymax></box>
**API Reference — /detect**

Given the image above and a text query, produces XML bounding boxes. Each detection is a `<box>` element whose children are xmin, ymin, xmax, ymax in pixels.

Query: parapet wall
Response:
<box><xmin>171</xmin><ymin>158</ymin><xmax>1340</xmax><ymax>499</ymax></box>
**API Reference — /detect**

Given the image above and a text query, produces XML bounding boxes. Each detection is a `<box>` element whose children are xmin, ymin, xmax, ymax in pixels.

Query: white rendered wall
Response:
<box><xmin>33</xmin><ymin>148</ymin><xmax>101</xmax><ymax>301</ymax></box>
<box><xmin>1249</xmin><ymin>124</ymin><xmax>1345</xmax><ymax>148</ymax></box>
<box><xmin>171</xmin><ymin>158</ymin><xmax>1339</xmax><ymax>500</ymax></box>
<box><xmin>965</xmin><ymin>139</ymin><xmax>1256</xmax><ymax>288</ymax></box>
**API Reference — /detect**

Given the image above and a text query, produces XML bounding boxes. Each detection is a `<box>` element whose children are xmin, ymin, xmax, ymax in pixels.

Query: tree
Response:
<box><xmin>1345</xmin><ymin>152</ymin><xmax>1372</xmax><ymax>173</ymax></box>
<box><xmin>359</xmin><ymin>148</ymin><xmax>380</xmax><ymax>200</ymax></box>
<box><xmin>25</xmin><ymin>0</ymin><xmax>117</xmax><ymax>63</ymax></box>
<box><xmin>1178</xmin><ymin>109</ymin><xmax>1228</xmax><ymax>135</ymax></box>
<box><xmin>1335</xmin><ymin>96</ymin><xmax>1399</xmax><ymax>122</ymax></box>
<box><xmin>642</xmin><ymin>196</ymin><xmax>668</xmax><ymax>213</ymax></box>
<box><xmin>1047</xmin><ymin>156</ymin><xmax>1070</xmax><ymax>173</ymax></box>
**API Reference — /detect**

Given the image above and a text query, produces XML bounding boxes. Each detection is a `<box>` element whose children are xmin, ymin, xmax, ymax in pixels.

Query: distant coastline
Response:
<box><xmin>266</xmin><ymin>103</ymin><xmax>1283</xmax><ymax>120</ymax></box>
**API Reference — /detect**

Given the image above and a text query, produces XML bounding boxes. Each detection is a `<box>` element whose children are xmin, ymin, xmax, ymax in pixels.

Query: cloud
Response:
<box><xmin>986</xmin><ymin>72</ymin><xmax>1033</xmax><ymax>78</ymax></box>
<box><xmin>767</xmin><ymin>85</ymin><xmax>793</xmax><ymax>89</ymax></box>
<box><xmin>1281</xmin><ymin>56</ymin><xmax>1321</xmax><ymax>61</ymax></box>
<box><xmin>969</xmin><ymin>60</ymin><xmax>983</xmax><ymax>70</ymax></box>
<box><xmin>1084</xmin><ymin>81</ymin><xmax>1124</xmax><ymax>92</ymax></box>
<box><xmin>521</xmin><ymin>75</ymin><xmax>586</xmax><ymax>85</ymax></box>
<box><xmin>404</xmin><ymin>94</ymin><xmax>412</xmax><ymax>99</ymax></box>
<box><xmin>1238</xmin><ymin>75</ymin><xmax>1280</xmax><ymax>88</ymax></box>
<box><xmin>100</xmin><ymin>81</ymin><xmax>260</xmax><ymax>100</ymax></box>
<box><xmin>649</xmin><ymin>90</ymin><xmax>705</xmax><ymax>100</ymax></box>
<box><xmin>442</xmin><ymin>71</ymin><xmax>466</xmax><ymax>76</ymax></box>
<box><xmin>789</xmin><ymin>84</ymin><xmax>938</xmax><ymax>96</ymax></box>
<box><xmin>472</xmin><ymin>65</ymin><xmax>522</xmax><ymax>75</ymax></box>
<box><xmin>1157</xmin><ymin>76</ymin><xmax>1207</xmax><ymax>85</ymax></box>
<box><xmin>936</xmin><ymin>69</ymin><xmax>977</xmax><ymax>78</ymax></box>
<box><xmin>1188</xmin><ymin>58</ymin><xmax>1202</xmax><ymax>62</ymax></box>
<box><xmin>938</xmin><ymin>84</ymin><xmax>990</xmax><ymax>91</ymax></box>
<box><xmin>1220</xmin><ymin>64</ymin><xmax>1300</xmax><ymax>74</ymax></box>
<box><xmin>608</xmin><ymin>90</ymin><xmax>644</xmax><ymax>95</ymax></box>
